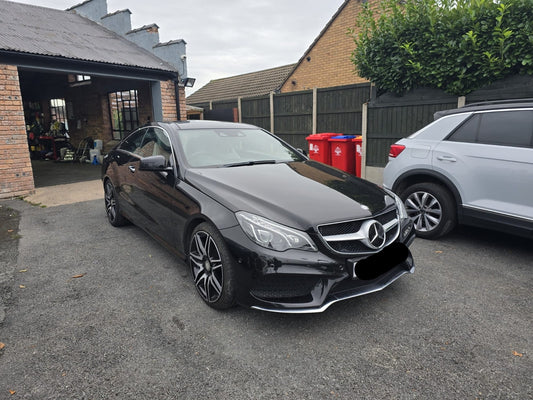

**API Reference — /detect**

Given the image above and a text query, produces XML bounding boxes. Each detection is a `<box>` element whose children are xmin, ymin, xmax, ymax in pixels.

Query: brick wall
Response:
<box><xmin>0</xmin><ymin>65</ymin><xmax>34</xmax><ymax>198</ymax></box>
<box><xmin>281</xmin><ymin>0</ymin><xmax>381</xmax><ymax>93</ymax></box>
<box><xmin>68</xmin><ymin>90</ymin><xmax>107</xmax><ymax>147</ymax></box>
<box><xmin>161</xmin><ymin>80</ymin><xmax>186</xmax><ymax>121</ymax></box>
<box><xmin>65</xmin><ymin>79</ymin><xmax>155</xmax><ymax>147</ymax></box>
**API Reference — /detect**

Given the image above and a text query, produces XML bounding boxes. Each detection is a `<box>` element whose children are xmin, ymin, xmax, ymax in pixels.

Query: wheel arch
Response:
<box><xmin>392</xmin><ymin>170</ymin><xmax>463</xmax><ymax>219</ymax></box>
<box><xmin>183</xmin><ymin>216</ymin><xmax>209</xmax><ymax>256</ymax></box>
<box><xmin>182</xmin><ymin>214</ymin><xmax>232</xmax><ymax>257</ymax></box>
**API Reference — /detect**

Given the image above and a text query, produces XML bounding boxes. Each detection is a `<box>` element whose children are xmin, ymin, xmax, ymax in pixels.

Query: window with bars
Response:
<box><xmin>49</xmin><ymin>98</ymin><xmax>69</xmax><ymax>132</ymax></box>
<box><xmin>109</xmin><ymin>90</ymin><xmax>140</xmax><ymax>140</ymax></box>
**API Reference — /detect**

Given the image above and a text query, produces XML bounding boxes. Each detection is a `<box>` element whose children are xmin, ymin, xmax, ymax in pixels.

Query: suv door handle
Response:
<box><xmin>128</xmin><ymin>165</ymin><xmax>136</xmax><ymax>173</ymax></box>
<box><xmin>437</xmin><ymin>155</ymin><xmax>457</xmax><ymax>162</ymax></box>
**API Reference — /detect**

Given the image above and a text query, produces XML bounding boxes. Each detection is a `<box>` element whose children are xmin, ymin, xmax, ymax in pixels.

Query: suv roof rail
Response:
<box><xmin>463</xmin><ymin>98</ymin><xmax>533</xmax><ymax>108</ymax></box>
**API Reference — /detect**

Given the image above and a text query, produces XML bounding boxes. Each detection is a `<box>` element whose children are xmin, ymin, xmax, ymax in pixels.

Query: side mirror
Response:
<box><xmin>296</xmin><ymin>148</ymin><xmax>308</xmax><ymax>156</ymax></box>
<box><xmin>139</xmin><ymin>155</ymin><xmax>173</xmax><ymax>171</ymax></box>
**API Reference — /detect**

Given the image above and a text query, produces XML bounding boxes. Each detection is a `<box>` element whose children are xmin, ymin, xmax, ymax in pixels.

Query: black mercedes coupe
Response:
<box><xmin>102</xmin><ymin>120</ymin><xmax>415</xmax><ymax>313</ymax></box>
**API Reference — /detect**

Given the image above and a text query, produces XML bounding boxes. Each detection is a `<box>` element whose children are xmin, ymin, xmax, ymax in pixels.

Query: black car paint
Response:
<box><xmin>102</xmin><ymin>121</ymin><xmax>415</xmax><ymax>312</ymax></box>
<box><xmin>184</xmin><ymin>161</ymin><xmax>392</xmax><ymax>230</ymax></box>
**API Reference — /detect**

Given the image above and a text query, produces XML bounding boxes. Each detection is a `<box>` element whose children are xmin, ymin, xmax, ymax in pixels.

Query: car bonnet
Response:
<box><xmin>184</xmin><ymin>160</ymin><xmax>393</xmax><ymax>231</ymax></box>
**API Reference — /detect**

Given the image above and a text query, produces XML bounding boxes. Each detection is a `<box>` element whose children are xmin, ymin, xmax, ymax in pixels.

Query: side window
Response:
<box><xmin>135</xmin><ymin>128</ymin><xmax>157</xmax><ymax>158</ymax></box>
<box><xmin>131</xmin><ymin>127</ymin><xmax>173</xmax><ymax>164</ymax></box>
<box><xmin>152</xmin><ymin>128</ymin><xmax>173</xmax><ymax>165</ymax></box>
<box><xmin>448</xmin><ymin>114</ymin><xmax>479</xmax><ymax>143</ymax></box>
<box><xmin>119</xmin><ymin>128</ymin><xmax>146</xmax><ymax>154</ymax></box>
<box><xmin>448</xmin><ymin>110</ymin><xmax>533</xmax><ymax>148</ymax></box>
<box><xmin>477</xmin><ymin>111</ymin><xmax>533</xmax><ymax>148</ymax></box>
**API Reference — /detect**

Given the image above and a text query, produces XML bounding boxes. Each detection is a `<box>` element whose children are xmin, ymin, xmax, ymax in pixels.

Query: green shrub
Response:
<box><xmin>351</xmin><ymin>0</ymin><xmax>533</xmax><ymax>95</ymax></box>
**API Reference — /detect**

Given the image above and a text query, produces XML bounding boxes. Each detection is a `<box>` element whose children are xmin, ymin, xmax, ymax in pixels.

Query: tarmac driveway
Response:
<box><xmin>0</xmin><ymin>197</ymin><xmax>531</xmax><ymax>399</ymax></box>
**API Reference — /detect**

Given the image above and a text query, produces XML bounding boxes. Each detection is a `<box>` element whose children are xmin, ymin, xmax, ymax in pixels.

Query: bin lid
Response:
<box><xmin>330</xmin><ymin>135</ymin><xmax>356</xmax><ymax>139</ymax></box>
<box><xmin>306</xmin><ymin>132</ymin><xmax>340</xmax><ymax>140</ymax></box>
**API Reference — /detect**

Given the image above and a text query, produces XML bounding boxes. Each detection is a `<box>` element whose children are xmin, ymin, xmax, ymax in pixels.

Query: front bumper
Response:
<box><xmin>221</xmin><ymin>224</ymin><xmax>415</xmax><ymax>314</ymax></box>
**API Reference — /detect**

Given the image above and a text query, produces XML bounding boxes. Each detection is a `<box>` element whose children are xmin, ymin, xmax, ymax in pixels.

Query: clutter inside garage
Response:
<box><xmin>18</xmin><ymin>68</ymin><xmax>156</xmax><ymax>185</ymax></box>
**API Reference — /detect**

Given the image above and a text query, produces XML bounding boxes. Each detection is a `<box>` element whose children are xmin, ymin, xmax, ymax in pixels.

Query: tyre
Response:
<box><xmin>399</xmin><ymin>182</ymin><xmax>456</xmax><ymax>239</ymax></box>
<box><xmin>104</xmin><ymin>180</ymin><xmax>128</xmax><ymax>227</ymax></box>
<box><xmin>188</xmin><ymin>222</ymin><xmax>236</xmax><ymax>310</ymax></box>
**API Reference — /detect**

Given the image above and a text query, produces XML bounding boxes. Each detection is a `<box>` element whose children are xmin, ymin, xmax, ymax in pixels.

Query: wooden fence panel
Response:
<box><xmin>367</xmin><ymin>101</ymin><xmax>457</xmax><ymax>167</ymax></box>
<box><xmin>466</xmin><ymin>75</ymin><xmax>533</xmax><ymax>104</ymax></box>
<box><xmin>241</xmin><ymin>95</ymin><xmax>270</xmax><ymax>130</ymax></box>
<box><xmin>317</xmin><ymin>84</ymin><xmax>370</xmax><ymax>134</ymax></box>
<box><xmin>274</xmin><ymin>91</ymin><xmax>313</xmax><ymax>149</ymax></box>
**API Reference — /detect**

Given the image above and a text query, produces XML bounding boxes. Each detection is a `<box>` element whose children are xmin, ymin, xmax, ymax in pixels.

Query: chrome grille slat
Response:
<box><xmin>317</xmin><ymin>207</ymin><xmax>400</xmax><ymax>255</ymax></box>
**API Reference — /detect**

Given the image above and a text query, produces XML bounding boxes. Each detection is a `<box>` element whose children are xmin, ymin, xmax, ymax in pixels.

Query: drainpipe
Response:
<box><xmin>174</xmin><ymin>76</ymin><xmax>181</xmax><ymax>121</ymax></box>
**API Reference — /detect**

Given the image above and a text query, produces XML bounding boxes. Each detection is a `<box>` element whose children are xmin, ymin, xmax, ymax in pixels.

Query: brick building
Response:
<box><xmin>280</xmin><ymin>0</ymin><xmax>380</xmax><ymax>93</ymax></box>
<box><xmin>0</xmin><ymin>0</ymin><xmax>192</xmax><ymax>199</ymax></box>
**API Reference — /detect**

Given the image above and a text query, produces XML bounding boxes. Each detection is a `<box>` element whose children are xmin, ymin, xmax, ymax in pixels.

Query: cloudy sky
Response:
<box><xmin>10</xmin><ymin>0</ymin><xmax>345</xmax><ymax>95</ymax></box>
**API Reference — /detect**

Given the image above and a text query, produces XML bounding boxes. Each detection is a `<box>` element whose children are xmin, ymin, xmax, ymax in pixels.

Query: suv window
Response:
<box><xmin>478</xmin><ymin>110</ymin><xmax>533</xmax><ymax>147</ymax></box>
<box><xmin>449</xmin><ymin>110</ymin><xmax>533</xmax><ymax>148</ymax></box>
<box><xmin>447</xmin><ymin>114</ymin><xmax>479</xmax><ymax>143</ymax></box>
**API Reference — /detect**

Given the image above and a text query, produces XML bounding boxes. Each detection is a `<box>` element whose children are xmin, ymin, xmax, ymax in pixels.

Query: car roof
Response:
<box><xmin>434</xmin><ymin>99</ymin><xmax>533</xmax><ymax>120</ymax></box>
<box><xmin>154</xmin><ymin>120</ymin><xmax>258</xmax><ymax>130</ymax></box>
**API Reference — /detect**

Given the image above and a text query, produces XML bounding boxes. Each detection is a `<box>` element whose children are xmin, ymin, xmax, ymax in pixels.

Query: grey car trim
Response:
<box><xmin>462</xmin><ymin>204</ymin><xmax>533</xmax><ymax>223</ymax></box>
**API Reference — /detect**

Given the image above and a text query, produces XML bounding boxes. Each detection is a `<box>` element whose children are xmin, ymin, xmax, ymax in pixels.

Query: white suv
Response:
<box><xmin>383</xmin><ymin>100</ymin><xmax>533</xmax><ymax>239</ymax></box>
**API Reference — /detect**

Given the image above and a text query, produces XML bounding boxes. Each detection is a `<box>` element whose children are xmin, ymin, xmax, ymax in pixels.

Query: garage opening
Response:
<box><xmin>18</xmin><ymin>68</ymin><xmax>156</xmax><ymax>188</ymax></box>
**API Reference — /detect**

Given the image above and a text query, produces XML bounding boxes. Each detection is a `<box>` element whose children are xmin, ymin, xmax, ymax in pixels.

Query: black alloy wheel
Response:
<box><xmin>189</xmin><ymin>222</ymin><xmax>236</xmax><ymax>309</ymax></box>
<box><xmin>400</xmin><ymin>182</ymin><xmax>456</xmax><ymax>239</ymax></box>
<box><xmin>104</xmin><ymin>180</ymin><xmax>128</xmax><ymax>227</ymax></box>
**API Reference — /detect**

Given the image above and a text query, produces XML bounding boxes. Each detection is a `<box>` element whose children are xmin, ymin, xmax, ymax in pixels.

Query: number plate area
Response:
<box><xmin>348</xmin><ymin>242</ymin><xmax>410</xmax><ymax>280</ymax></box>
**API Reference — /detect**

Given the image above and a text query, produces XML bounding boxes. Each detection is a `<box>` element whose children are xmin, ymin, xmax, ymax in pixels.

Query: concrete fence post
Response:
<box><xmin>312</xmin><ymin>87</ymin><xmax>317</xmax><ymax>134</ymax></box>
<box><xmin>270</xmin><ymin>92</ymin><xmax>275</xmax><ymax>133</ymax></box>
<box><xmin>361</xmin><ymin>102</ymin><xmax>368</xmax><ymax>179</ymax></box>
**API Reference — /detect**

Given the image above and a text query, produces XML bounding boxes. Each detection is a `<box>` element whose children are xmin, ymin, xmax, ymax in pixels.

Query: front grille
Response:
<box><xmin>317</xmin><ymin>207</ymin><xmax>399</xmax><ymax>255</ymax></box>
<box><xmin>318</xmin><ymin>220</ymin><xmax>363</xmax><ymax>236</ymax></box>
<box><xmin>328</xmin><ymin>240</ymin><xmax>371</xmax><ymax>253</ymax></box>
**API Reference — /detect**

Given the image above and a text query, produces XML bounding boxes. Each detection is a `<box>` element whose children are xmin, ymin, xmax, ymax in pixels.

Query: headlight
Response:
<box><xmin>384</xmin><ymin>189</ymin><xmax>408</xmax><ymax>220</ymax></box>
<box><xmin>236</xmin><ymin>211</ymin><xmax>317</xmax><ymax>252</ymax></box>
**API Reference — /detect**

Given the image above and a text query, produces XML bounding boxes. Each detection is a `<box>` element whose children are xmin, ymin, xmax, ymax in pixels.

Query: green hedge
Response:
<box><xmin>351</xmin><ymin>0</ymin><xmax>533</xmax><ymax>96</ymax></box>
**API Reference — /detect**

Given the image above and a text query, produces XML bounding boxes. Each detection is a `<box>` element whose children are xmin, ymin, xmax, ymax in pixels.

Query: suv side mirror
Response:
<box><xmin>139</xmin><ymin>155</ymin><xmax>173</xmax><ymax>171</ymax></box>
<box><xmin>296</xmin><ymin>148</ymin><xmax>308</xmax><ymax>156</ymax></box>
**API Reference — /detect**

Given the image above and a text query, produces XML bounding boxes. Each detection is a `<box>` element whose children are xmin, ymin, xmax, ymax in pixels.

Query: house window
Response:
<box><xmin>109</xmin><ymin>90</ymin><xmax>140</xmax><ymax>140</ymax></box>
<box><xmin>76</xmin><ymin>74</ymin><xmax>91</xmax><ymax>82</ymax></box>
<box><xmin>67</xmin><ymin>74</ymin><xmax>92</xmax><ymax>87</ymax></box>
<box><xmin>49</xmin><ymin>98</ymin><xmax>69</xmax><ymax>132</ymax></box>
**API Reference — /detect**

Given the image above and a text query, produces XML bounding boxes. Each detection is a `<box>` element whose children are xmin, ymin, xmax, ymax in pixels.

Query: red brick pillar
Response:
<box><xmin>0</xmin><ymin>65</ymin><xmax>34</xmax><ymax>198</ymax></box>
<box><xmin>160</xmin><ymin>80</ymin><xmax>186</xmax><ymax>121</ymax></box>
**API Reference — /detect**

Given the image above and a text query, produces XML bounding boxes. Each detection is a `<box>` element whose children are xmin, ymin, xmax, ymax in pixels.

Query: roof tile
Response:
<box><xmin>0</xmin><ymin>0</ymin><xmax>176</xmax><ymax>73</ymax></box>
<box><xmin>187</xmin><ymin>64</ymin><xmax>296</xmax><ymax>104</ymax></box>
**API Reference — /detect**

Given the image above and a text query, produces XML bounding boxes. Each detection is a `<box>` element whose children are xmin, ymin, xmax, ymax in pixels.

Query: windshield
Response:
<box><xmin>177</xmin><ymin>128</ymin><xmax>304</xmax><ymax>167</ymax></box>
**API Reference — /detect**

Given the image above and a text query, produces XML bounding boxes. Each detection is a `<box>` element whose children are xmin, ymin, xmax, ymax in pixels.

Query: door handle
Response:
<box><xmin>128</xmin><ymin>165</ymin><xmax>136</xmax><ymax>173</ymax></box>
<box><xmin>437</xmin><ymin>155</ymin><xmax>456</xmax><ymax>162</ymax></box>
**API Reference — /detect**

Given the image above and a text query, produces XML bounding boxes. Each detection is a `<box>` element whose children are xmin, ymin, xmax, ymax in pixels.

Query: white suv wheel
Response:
<box><xmin>400</xmin><ymin>183</ymin><xmax>456</xmax><ymax>239</ymax></box>
<box><xmin>405</xmin><ymin>191</ymin><xmax>442</xmax><ymax>232</ymax></box>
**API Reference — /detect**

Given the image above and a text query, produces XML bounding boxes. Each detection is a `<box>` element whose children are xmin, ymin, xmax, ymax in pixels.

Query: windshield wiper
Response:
<box><xmin>223</xmin><ymin>160</ymin><xmax>277</xmax><ymax>168</ymax></box>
